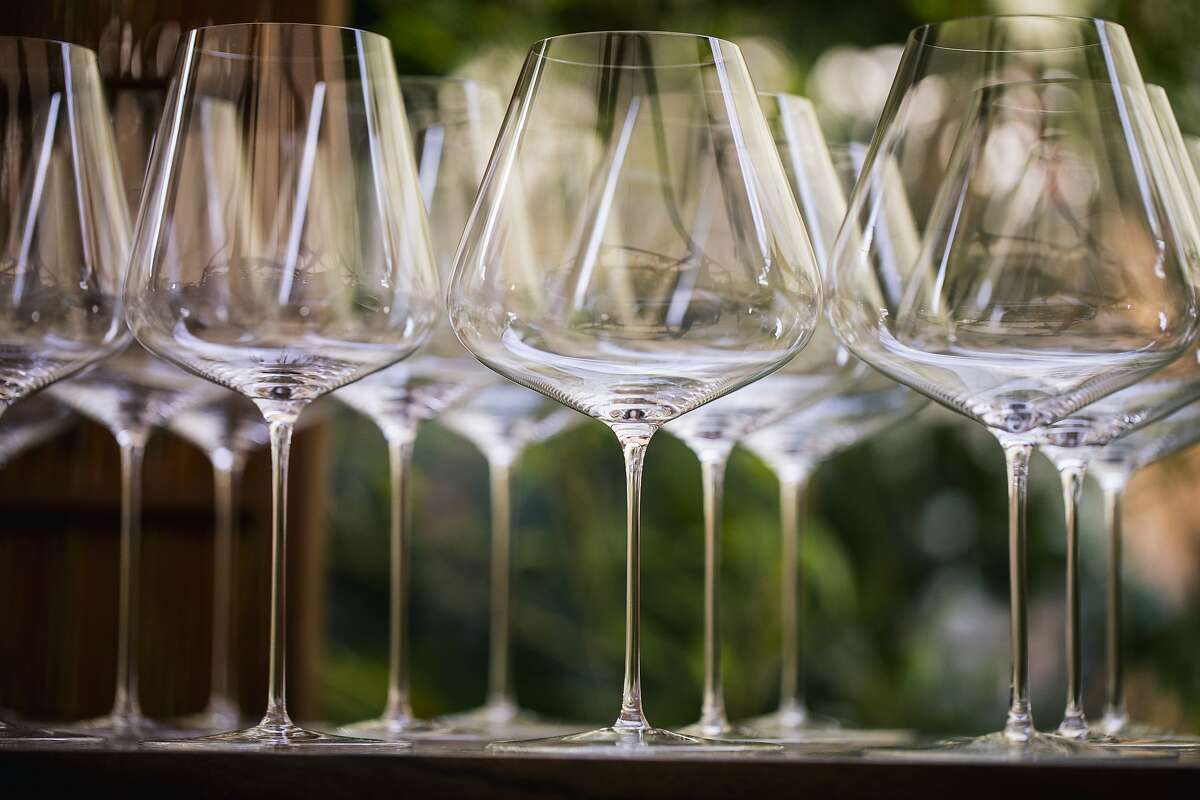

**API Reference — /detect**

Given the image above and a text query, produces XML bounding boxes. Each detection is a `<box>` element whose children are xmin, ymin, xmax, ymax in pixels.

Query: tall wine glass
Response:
<box><xmin>663</xmin><ymin>94</ymin><xmax>858</xmax><ymax>742</ymax></box>
<box><xmin>1035</xmin><ymin>83</ymin><xmax>1200</xmax><ymax>742</ymax></box>
<box><xmin>125</xmin><ymin>23</ymin><xmax>440</xmax><ymax>749</ymax></box>
<box><xmin>0</xmin><ymin>36</ymin><xmax>128</xmax><ymax>747</ymax></box>
<box><xmin>829</xmin><ymin>17</ymin><xmax>1200</xmax><ymax>757</ymax></box>
<box><xmin>449</xmin><ymin>31</ymin><xmax>822</xmax><ymax>754</ymax></box>
<box><xmin>1086</xmin><ymin>402</ymin><xmax>1200</xmax><ymax>750</ymax></box>
<box><xmin>50</xmin><ymin>344</ymin><xmax>222</xmax><ymax>740</ymax></box>
<box><xmin>333</xmin><ymin>77</ymin><xmax>498</xmax><ymax>741</ymax></box>
<box><xmin>436</xmin><ymin>382</ymin><xmax>583</xmax><ymax>737</ymax></box>
<box><xmin>737</xmin><ymin>139</ymin><xmax>925</xmax><ymax>744</ymax></box>
<box><xmin>167</xmin><ymin>393</ymin><xmax>270</xmax><ymax>732</ymax></box>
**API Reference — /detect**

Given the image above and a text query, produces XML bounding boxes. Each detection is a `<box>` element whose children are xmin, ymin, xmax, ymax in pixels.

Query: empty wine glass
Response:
<box><xmin>50</xmin><ymin>344</ymin><xmax>222</xmax><ymax>741</ymax></box>
<box><xmin>167</xmin><ymin>393</ymin><xmax>270</xmax><ymax>732</ymax></box>
<box><xmin>739</xmin><ymin>141</ymin><xmax>926</xmax><ymax>745</ymax></box>
<box><xmin>1036</xmin><ymin>83</ymin><xmax>1200</xmax><ymax>742</ymax></box>
<box><xmin>436</xmin><ymin>383</ymin><xmax>583</xmax><ymax>737</ymax></box>
<box><xmin>126</xmin><ymin>23</ymin><xmax>440</xmax><ymax>749</ymax></box>
<box><xmin>0</xmin><ymin>36</ymin><xmax>128</xmax><ymax>747</ymax></box>
<box><xmin>333</xmin><ymin>77</ymin><xmax>498</xmax><ymax>742</ymax></box>
<box><xmin>1086</xmin><ymin>402</ymin><xmax>1200</xmax><ymax>751</ymax></box>
<box><xmin>449</xmin><ymin>31</ymin><xmax>822</xmax><ymax>754</ymax></box>
<box><xmin>664</xmin><ymin>94</ymin><xmax>859</xmax><ymax>742</ymax></box>
<box><xmin>830</xmin><ymin>17</ymin><xmax>1200</xmax><ymax>757</ymax></box>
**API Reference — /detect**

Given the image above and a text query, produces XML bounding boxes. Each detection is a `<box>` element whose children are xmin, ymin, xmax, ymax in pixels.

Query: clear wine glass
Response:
<box><xmin>0</xmin><ymin>395</ymin><xmax>73</xmax><ymax>468</ymax></box>
<box><xmin>49</xmin><ymin>343</ymin><xmax>223</xmax><ymax>741</ymax></box>
<box><xmin>435</xmin><ymin>382</ymin><xmax>583</xmax><ymax>738</ymax></box>
<box><xmin>0</xmin><ymin>35</ymin><xmax>129</xmax><ymax>748</ymax></box>
<box><xmin>738</xmin><ymin>140</ymin><xmax>926</xmax><ymax>746</ymax></box>
<box><xmin>167</xmin><ymin>393</ymin><xmax>270</xmax><ymax>732</ymax></box>
<box><xmin>829</xmin><ymin>17</ymin><xmax>1200</xmax><ymax>757</ymax></box>
<box><xmin>1035</xmin><ymin>83</ymin><xmax>1200</xmax><ymax>743</ymax></box>
<box><xmin>448</xmin><ymin>30</ymin><xmax>823</xmax><ymax>754</ymax></box>
<box><xmin>332</xmin><ymin>76</ymin><xmax>499</xmax><ymax>742</ymax></box>
<box><xmin>1085</xmin><ymin>401</ymin><xmax>1200</xmax><ymax>751</ymax></box>
<box><xmin>125</xmin><ymin>23</ymin><xmax>440</xmax><ymax>749</ymax></box>
<box><xmin>663</xmin><ymin>93</ymin><xmax>859</xmax><ymax>743</ymax></box>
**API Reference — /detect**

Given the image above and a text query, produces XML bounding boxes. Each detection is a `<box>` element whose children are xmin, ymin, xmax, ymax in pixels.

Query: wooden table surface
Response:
<box><xmin>3</xmin><ymin>741</ymin><xmax>1198</xmax><ymax>799</ymax></box>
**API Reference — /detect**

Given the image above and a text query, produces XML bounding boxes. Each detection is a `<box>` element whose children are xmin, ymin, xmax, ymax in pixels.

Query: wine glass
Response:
<box><xmin>167</xmin><ymin>393</ymin><xmax>270</xmax><ymax>732</ymax></box>
<box><xmin>1035</xmin><ymin>83</ymin><xmax>1200</xmax><ymax>742</ymax></box>
<box><xmin>332</xmin><ymin>76</ymin><xmax>499</xmax><ymax>742</ymax></box>
<box><xmin>449</xmin><ymin>30</ymin><xmax>822</xmax><ymax>754</ymax></box>
<box><xmin>829</xmin><ymin>17</ymin><xmax>1200</xmax><ymax>757</ymax></box>
<box><xmin>663</xmin><ymin>93</ymin><xmax>859</xmax><ymax>742</ymax></box>
<box><xmin>0</xmin><ymin>396</ymin><xmax>73</xmax><ymax>468</ymax></box>
<box><xmin>49</xmin><ymin>344</ymin><xmax>222</xmax><ymax>741</ymax></box>
<box><xmin>125</xmin><ymin>23</ymin><xmax>440</xmax><ymax>749</ymax></box>
<box><xmin>0</xmin><ymin>36</ymin><xmax>128</xmax><ymax>747</ymax></box>
<box><xmin>435</xmin><ymin>383</ymin><xmax>583</xmax><ymax>737</ymax></box>
<box><xmin>738</xmin><ymin>140</ymin><xmax>927</xmax><ymax>745</ymax></box>
<box><xmin>1086</xmin><ymin>401</ymin><xmax>1200</xmax><ymax>750</ymax></box>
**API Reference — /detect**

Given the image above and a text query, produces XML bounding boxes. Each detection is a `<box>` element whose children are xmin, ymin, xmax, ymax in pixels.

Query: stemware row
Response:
<box><xmin>1</xmin><ymin>13</ymin><xmax>1199</xmax><ymax>760</ymax></box>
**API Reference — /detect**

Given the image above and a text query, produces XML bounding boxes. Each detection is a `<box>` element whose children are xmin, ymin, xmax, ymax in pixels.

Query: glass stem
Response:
<box><xmin>777</xmin><ymin>468</ymin><xmax>811</xmax><ymax>722</ymax></box>
<box><xmin>112</xmin><ymin>429</ymin><xmax>148</xmax><ymax>724</ymax></box>
<box><xmin>255</xmin><ymin>401</ymin><xmax>302</xmax><ymax>732</ymax></box>
<box><xmin>1056</xmin><ymin>462</ymin><xmax>1089</xmax><ymax>738</ymax></box>
<box><xmin>1002</xmin><ymin>439</ymin><xmax>1035</xmax><ymax>742</ymax></box>
<box><xmin>485</xmin><ymin>454</ymin><xmax>516</xmax><ymax>711</ymax></box>
<box><xmin>206</xmin><ymin>451</ymin><xmax>244</xmax><ymax>719</ymax></box>
<box><xmin>1102</xmin><ymin>482</ymin><xmax>1128</xmax><ymax>734</ymax></box>
<box><xmin>615</xmin><ymin>429</ymin><xmax>653</xmax><ymax>730</ymax></box>
<box><xmin>698</xmin><ymin>452</ymin><xmax>730</xmax><ymax>732</ymax></box>
<box><xmin>382</xmin><ymin>427</ymin><xmax>418</xmax><ymax>722</ymax></box>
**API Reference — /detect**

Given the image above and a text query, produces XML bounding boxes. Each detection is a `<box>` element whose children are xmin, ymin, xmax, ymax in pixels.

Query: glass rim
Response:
<box><xmin>186</xmin><ymin>21</ymin><xmax>391</xmax><ymax>60</ymax></box>
<box><xmin>528</xmin><ymin>30</ymin><xmax>739</xmax><ymax>69</ymax></box>
<box><xmin>908</xmin><ymin>14</ymin><xmax>1120</xmax><ymax>54</ymax></box>
<box><xmin>0</xmin><ymin>34</ymin><xmax>98</xmax><ymax>60</ymax></box>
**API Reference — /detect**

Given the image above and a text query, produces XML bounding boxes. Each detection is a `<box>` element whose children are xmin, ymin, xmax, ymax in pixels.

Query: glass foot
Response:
<box><xmin>678</xmin><ymin>718</ymin><xmax>776</xmax><ymax>745</ymax></box>
<box><xmin>738</xmin><ymin>707</ymin><xmax>913</xmax><ymax>746</ymax></box>
<box><xmin>168</xmin><ymin>705</ymin><xmax>245</xmax><ymax>734</ymax></box>
<box><xmin>63</xmin><ymin>710</ymin><xmax>184</xmax><ymax>743</ymax></box>
<box><xmin>438</xmin><ymin>700</ymin><xmax>579</xmax><ymax>740</ymax></box>
<box><xmin>488</xmin><ymin>725</ymin><xmax>782</xmax><ymax>756</ymax></box>
<box><xmin>870</xmin><ymin>731</ymin><xmax>1148</xmax><ymax>760</ymax></box>
<box><xmin>0</xmin><ymin>719</ymin><xmax>102</xmax><ymax>749</ymax></box>
<box><xmin>143</xmin><ymin>718</ymin><xmax>410</xmax><ymax>752</ymax></box>
<box><xmin>1090</xmin><ymin>731</ymin><xmax>1200</xmax><ymax>751</ymax></box>
<box><xmin>336</xmin><ymin>713</ymin><xmax>474</xmax><ymax>742</ymax></box>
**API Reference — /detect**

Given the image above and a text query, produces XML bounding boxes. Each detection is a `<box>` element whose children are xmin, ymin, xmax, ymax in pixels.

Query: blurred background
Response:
<box><xmin>1</xmin><ymin>0</ymin><xmax>1198</xmax><ymax>738</ymax></box>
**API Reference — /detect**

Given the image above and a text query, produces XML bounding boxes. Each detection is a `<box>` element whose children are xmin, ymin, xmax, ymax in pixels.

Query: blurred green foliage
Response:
<box><xmin>318</xmin><ymin>0</ymin><xmax>1200</xmax><ymax>736</ymax></box>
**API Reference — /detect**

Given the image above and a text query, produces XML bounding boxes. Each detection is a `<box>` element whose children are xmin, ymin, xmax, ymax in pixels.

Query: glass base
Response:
<box><xmin>438</xmin><ymin>700</ymin><xmax>579</xmax><ymax>740</ymax></box>
<box><xmin>870</xmin><ymin>731</ymin><xmax>1139</xmax><ymax>761</ymax></box>
<box><xmin>678</xmin><ymin>718</ymin><xmax>778</xmax><ymax>746</ymax></box>
<box><xmin>738</xmin><ymin>707</ymin><xmax>913</xmax><ymax>746</ymax></box>
<box><xmin>63</xmin><ymin>710</ymin><xmax>185</xmax><ymax>743</ymax></box>
<box><xmin>336</xmin><ymin>712</ymin><xmax>475</xmax><ymax>742</ymax></box>
<box><xmin>0</xmin><ymin>719</ymin><xmax>102</xmax><ymax>749</ymax></box>
<box><xmin>1090</xmin><ymin>731</ymin><xmax>1200</xmax><ymax>751</ymax></box>
<box><xmin>168</xmin><ymin>702</ymin><xmax>244</xmax><ymax>734</ymax></box>
<box><xmin>143</xmin><ymin>718</ymin><xmax>411</xmax><ymax>752</ymax></box>
<box><xmin>488</xmin><ymin>725</ymin><xmax>782</xmax><ymax>756</ymax></box>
